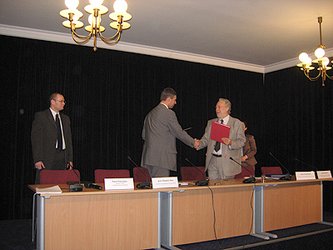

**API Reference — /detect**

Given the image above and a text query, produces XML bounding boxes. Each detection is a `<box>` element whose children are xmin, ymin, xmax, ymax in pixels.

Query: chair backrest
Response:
<box><xmin>235</xmin><ymin>166</ymin><xmax>255</xmax><ymax>179</ymax></box>
<box><xmin>133</xmin><ymin>167</ymin><xmax>151</xmax><ymax>183</ymax></box>
<box><xmin>94</xmin><ymin>169</ymin><xmax>130</xmax><ymax>183</ymax></box>
<box><xmin>39</xmin><ymin>169</ymin><xmax>80</xmax><ymax>184</ymax></box>
<box><xmin>180</xmin><ymin>166</ymin><xmax>206</xmax><ymax>181</ymax></box>
<box><xmin>261</xmin><ymin>166</ymin><xmax>283</xmax><ymax>175</ymax></box>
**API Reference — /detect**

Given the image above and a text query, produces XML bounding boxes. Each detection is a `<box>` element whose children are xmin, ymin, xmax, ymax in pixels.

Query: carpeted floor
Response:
<box><xmin>1</xmin><ymin>219</ymin><xmax>333</xmax><ymax>250</ymax></box>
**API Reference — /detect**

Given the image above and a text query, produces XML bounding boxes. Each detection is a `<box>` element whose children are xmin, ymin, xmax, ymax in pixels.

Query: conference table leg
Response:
<box><xmin>254</xmin><ymin>181</ymin><xmax>323</xmax><ymax>240</ymax></box>
<box><xmin>159</xmin><ymin>191</ymin><xmax>178</xmax><ymax>249</ymax></box>
<box><xmin>36</xmin><ymin>195</ymin><xmax>45</xmax><ymax>250</ymax></box>
<box><xmin>252</xmin><ymin>185</ymin><xmax>277</xmax><ymax>240</ymax></box>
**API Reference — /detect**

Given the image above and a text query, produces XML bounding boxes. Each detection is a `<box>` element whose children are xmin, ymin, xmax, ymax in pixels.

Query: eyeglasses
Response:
<box><xmin>53</xmin><ymin>99</ymin><xmax>66</xmax><ymax>104</ymax></box>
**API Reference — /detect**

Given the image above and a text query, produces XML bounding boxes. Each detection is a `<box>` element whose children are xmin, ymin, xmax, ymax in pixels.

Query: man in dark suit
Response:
<box><xmin>141</xmin><ymin>87</ymin><xmax>197</xmax><ymax>177</ymax></box>
<box><xmin>31</xmin><ymin>92</ymin><xmax>73</xmax><ymax>183</ymax></box>
<box><xmin>196</xmin><ymin>98</ymin><xmax>245</xmax><ymax>180</ymax></box>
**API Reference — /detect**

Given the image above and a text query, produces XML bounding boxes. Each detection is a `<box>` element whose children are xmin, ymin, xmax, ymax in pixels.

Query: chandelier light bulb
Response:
<box><xmin>60</xmin><ymin>0</ymin><xmax>132</xmax><ymax>51</ymax></box>
<box><xmin>305</xmin><ymin>56</ymin><xmax>312</xmax><ymax>65</ymax></box>
<box><xmin>314</xmin><ymin>47</ymin><xmax>325</xmax><ymax>59</ymax></box>
<box><xmin>299</xmin><ymin>52</ymin><xmax>308</xmax><ymax>63</ymax></box>
<box><xmin>322</xmin><ymin>57</ymin><xmax>329</xmax><ymax>66</ymax></box>
<box><xmin>88</xmin><ymin>14</ymin><xmax>101</xmax><ymax>26</ymax></box>
<box><xmin>113</xmin><ymin>0</ymin><xmax>128</xmax><ymax>13</ymax></box>
<box><xmin>89</xmin><ymin>0</ymin><xmax>104</xmax><ymax>7</ymax></box>
<box><xmin>65</xmin><ymin>0</ymin><xmax>79</xmax><ymax>10</ymax></box>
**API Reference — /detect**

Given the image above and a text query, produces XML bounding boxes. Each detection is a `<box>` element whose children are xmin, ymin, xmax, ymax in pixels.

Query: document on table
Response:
<box><xmin>36</xmin><ymin>185</ymin><xmax>62</xmax><ymax>194</ymax></box>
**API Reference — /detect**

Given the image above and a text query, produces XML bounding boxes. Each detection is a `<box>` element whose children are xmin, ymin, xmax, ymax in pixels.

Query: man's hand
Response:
<box><xmin>241</xmin><ymin>155</ymin><xmax>248</xmax><ymax>162</ymax></box>
<box><xmin>66</xmin><ymin>161</ymin><xmax>74</xmax><ymax>170</ymax></box>
<box><xmin>194</xmin><ymin>139</ymin><xmax>201</xmax><ymax>150</ymax></box>
<box><xmin>221</xmin><ymin>138</ymin><xmax>232</xmax><ymax>145</ymax></box>
<box><xmin>34</xmin><ymin>161</ymin><xmax>45</xmax><ymax>170</ymax></box>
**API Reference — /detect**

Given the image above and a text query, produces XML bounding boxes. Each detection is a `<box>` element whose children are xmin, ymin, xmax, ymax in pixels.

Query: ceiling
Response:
<box><xmin>1</xmin><ymin>0</ymin><xmax>333</xmax><ymax>73</ymax></box>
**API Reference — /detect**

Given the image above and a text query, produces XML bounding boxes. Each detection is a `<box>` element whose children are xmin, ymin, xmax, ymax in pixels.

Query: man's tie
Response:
<box><xmin>214</xmin><ymin>119</ymin><xmax>223</xmax><ymax>152</ymax></box>
<box><xmin>55</xmin><ymin>114</ymin><xmax>63</xmax><ymax>150</ymax></box>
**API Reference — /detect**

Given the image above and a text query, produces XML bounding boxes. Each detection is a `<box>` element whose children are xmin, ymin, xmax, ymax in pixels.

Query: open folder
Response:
<box><xmin>210</xmin><ymin>121</ymin><xmax>230</xmax><ymax>144</ymax></box>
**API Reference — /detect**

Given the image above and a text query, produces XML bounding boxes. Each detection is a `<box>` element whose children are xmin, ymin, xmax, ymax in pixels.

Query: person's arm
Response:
<box><xmin>245</xmin><ymin>135</ymin><xmax>257</xmax><ymax>159</ymax></box>
<box><xmin>142</xmin><ymin>116</ymin><xmax>147</xmax><ymax>141</ymax></box>
<box><xmin>227</xmin><ymin>120</ymin><xmax>246</xmax><ymax>150</ymax></box>
<box><xmin>63</xmin><ymin>115</ymin><xmax>73</xmax><ymax>163</ymax></box>
<box><xmin>197</xmin><ymin>120</ymin><xmax>210</xmax><ymax>150</ymax></box>
<box><xmin>168</xmin><ymin>110</ymin><xmax>194</xmax><ymax>147</ymax></box>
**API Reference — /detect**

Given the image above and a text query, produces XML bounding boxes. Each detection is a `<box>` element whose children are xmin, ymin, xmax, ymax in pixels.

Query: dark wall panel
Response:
<box><xmin>1</xmin><ymin>35</ymin><xmax>331</xmax><ymax>219</ymax></box>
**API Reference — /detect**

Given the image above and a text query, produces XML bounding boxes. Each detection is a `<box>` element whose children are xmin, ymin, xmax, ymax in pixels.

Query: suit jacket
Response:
<box><xmin>242</xmin><ymin>134</ymin><xmax>257</xmax><ymax>167</ymax></box>
<box><xmin>31</xmin><ymin>109</ymin><xmax>73</xmax><ymax>168</ymax></box>
<box><xmin>141</xmin><ymin>104</ymin><xmax>194</xmax><ymax>171</ymax></box>
<box><xmin>198</xmin><ymin>116</ymin><xmax>245</xmax><ymax>176</ymax></box>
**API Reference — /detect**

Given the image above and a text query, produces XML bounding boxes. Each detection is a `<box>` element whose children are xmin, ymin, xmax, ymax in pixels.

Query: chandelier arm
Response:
<box><xmin>303</xmin><ymin>69</ymin><xmax>321</xmax><ymax>81</ymax></box>
<box><xmin>98</xmin><ymin>29</ymin><xmax>122</xmax><ymax>44</ymax></box>
<box><xmin>99</xmin><ymin>32</ymin><xmax>122</xmax><ymax>45</ymax></box>
<box><xmin>326</xmin><ymin>74</ymin><xmax>333</xmax><ymax>80</ymax></box>
<box><xmin>70</xmin><ymin>29</ymin><xmax>93</xmax><ymax>45</ymax></box>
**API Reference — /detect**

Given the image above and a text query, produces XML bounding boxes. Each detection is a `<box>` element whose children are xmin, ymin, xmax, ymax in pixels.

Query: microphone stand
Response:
<box><xmin>268</xmin><ymin>152</ymin><xmax>292</xmax><ymax>180</ymax></box>
<box><xmin>184</xmin><ymin>158</ymin><xmax>208</xmax><ymax>186</ymax></box>
<box><xmin>67</xmin><ymin>163</ymin><xmax>84</xmax><ymax>191</ymax></box>
<box><xmin>128</xmin><ymin>156</ymin><xmax>151</xmax><ymax>189</ymax></box>
<box><xmin>229</xmin><ymin>157</ymin><xmax>256</xmax><ymax>183</ymax></box>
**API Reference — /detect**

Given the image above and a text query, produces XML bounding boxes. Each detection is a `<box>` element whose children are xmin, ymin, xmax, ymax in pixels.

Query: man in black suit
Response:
<box><xmin>31</xmin><ymin>92</ymin><xmax>73</xmax><ymax>183</ymax></box>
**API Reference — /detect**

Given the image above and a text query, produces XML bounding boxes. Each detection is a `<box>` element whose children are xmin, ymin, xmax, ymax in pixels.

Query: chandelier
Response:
<box><xmin>60</xmin><ymin>0</ymin><xmax>132</xmax><ymax>51</ymax></box>
<box><xmin>297</xmin><ymin>17</ymin><xmax>333</xmax><ymax>86</ymax></box>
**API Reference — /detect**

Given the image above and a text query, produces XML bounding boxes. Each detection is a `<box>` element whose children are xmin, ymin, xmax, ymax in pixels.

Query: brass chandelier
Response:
<box><xmin>60</xmin><ymin>0</ymin><xmax>132</xmax><ymax>51</ymax></box>
<box><xmin>297</xmin><ymin>17</ymin><xmax>333</xmax><ymax>86</ymax></box>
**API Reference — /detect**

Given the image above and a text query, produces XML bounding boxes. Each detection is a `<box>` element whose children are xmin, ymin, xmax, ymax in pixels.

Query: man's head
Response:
<box><xmin>160</xmin><ymin>87</ymin><xmax>177</xmax><ymax>109</ymax></box>
<box><xmin>50</xmin><ymin>93</ymin><xmax>66</xmax><ymax>112</ymax></box>
<box><xmin>216</xmin><ymin>98</ymin><xmax>231</xmax><ymax>119</ymax></box>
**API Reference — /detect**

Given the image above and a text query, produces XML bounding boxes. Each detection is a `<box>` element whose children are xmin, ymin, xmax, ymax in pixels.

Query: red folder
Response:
<box><xmin>210</xmin><ymin>122</ymin><xmax>230</xmax><ymax>143</ymax></box>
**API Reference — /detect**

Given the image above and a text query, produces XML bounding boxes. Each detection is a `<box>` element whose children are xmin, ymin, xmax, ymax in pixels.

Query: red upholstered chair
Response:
<box><xmin>180</xmin><ymin>166</ymin><xmax>206</xmax><ymax>181</ymax></box>
<box><xmin>39</xmin><ymin>169</ymin><xmax>80</xmax><ymax>184</ymax></box>
<box><xmin>235</xmin><ymin>166</ymin><xmax>255</xmax><ymax>179</ymax></box>
<box><xmin>94</xmin><ymin>169</ymin><xmax>130</xmax><ymax>183</ymax></box>
<box><xmin>133</xmin><ymin>167</ymin><xmax>151</xmax><ymax>183</ymax></box>
<box><xmin>261</xmin><ymin>166</ymin><xmax>283</xmax><ymax>175</ymax></box>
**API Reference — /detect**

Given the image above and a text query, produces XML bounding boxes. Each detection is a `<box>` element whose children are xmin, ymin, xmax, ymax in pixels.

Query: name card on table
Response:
<box><xmin>295</xmin><ymin>171</ymin><xmax>316</xmax><ymax>180</ymax></box>
<box><xmin>317</xmin><ymin>170</ymin><xmax>332</xmax><ymax>179</ymax></box>
<box><xmin>152</xmin><ymin>177</ymin><xmax>179</xmax><ymax>189</ymax></box>
<box><xmin>104</xmin><ymin>178</ymin><xmax>134</xmax><ymax>190</ymax></box>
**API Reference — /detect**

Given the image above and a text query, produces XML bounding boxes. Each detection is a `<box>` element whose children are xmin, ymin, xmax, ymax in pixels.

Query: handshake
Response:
<box><xmin>194</xmin><ymin>138</ymin><xmax>201</xmax><ymax>150</ymax></box>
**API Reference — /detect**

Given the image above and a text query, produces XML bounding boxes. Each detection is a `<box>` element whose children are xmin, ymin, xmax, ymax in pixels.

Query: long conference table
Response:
<box><xmin>29</xmin><ymin>178</ymin><xmax>333</xmax><ymax>250</ymax></box>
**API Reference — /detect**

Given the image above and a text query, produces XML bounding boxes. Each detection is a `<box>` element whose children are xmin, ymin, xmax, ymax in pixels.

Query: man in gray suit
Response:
<box><xmin>141</xmin><ymin>88</ymin><xmax>197</xmax><ymax>177</ymax></box>
<box><xmin>31</xmin><ymin>93</ymin><xmax>73</xmax><ymax>183</ymax></box>
<box><xmin>196</xmin><ymin>98</ymin><xmax>245</xmax><ymax>180</ymax></box>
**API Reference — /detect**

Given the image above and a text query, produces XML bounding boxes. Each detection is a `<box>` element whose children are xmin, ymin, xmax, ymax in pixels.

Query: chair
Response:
<box><xmin>94</xmin><ymin>169</ymin><xmax>130</xmax><ymax>183</ymax></box>
<box><xmin>180</xmin><ymin>166</ymin><xmax>206</xmax><ymax>181</ymax></box>
<box><xmin>133</xmin><ymin>167</ymin><xmax>151</xmax><ymax>183</ymax></box>
<box><xmin>39</xmin><ymin>169</ymin><xmax>80</xmax><ymax>184</ymax></box>
<box><xmin>261</xmin><ymin>166</ymin><xmax>283</xmax><ymax>175</ymax></box>
<box><xmin>235</xmin><ymin>166</ymin><xmax>255</xmax><ymax>179</ymax></box>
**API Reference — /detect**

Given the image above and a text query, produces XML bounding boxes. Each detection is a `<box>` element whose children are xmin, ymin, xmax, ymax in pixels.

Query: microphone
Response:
<box><xmin>294</xmin><ymin>157</ymin><xmax>318</xmax><ymax>171</ymax></box>
<box><xmin>268</xmin><ymin>152</ymin><xmax>292</xmax><ymax>180</ymax></box>
<box><xmin>127</xmin><ymin>155</ymin><xmax>138</xmax><ymax>168</ymax></box>
<box><xmin>294</xmin><ymin>157</ymin><xmax>318</xmax><ymax>179</ymax></box>
<box><xmin>128</xmin><ymin>156</ymin><xmax>151</xmax><ymax>189</ymax></box>
<box><xmin>87</xmin><ymin>183</ymin><xmax>102</xmax><ymax>190</ymax></box>
<box><xmin>184</xmin><ymin>158</ymin><xmax>208</xmax><ymax>186</ymax></box>
<box><xmin>229</xmin><ymin>157</ymin><xmax>256</xmax><ymax>183</ymax></box>
<box><xmin>66</xmin><ymin>163</ymin><xmax>83</xmax><ymax>192</ymax></box>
